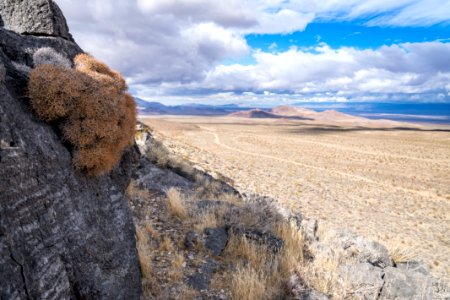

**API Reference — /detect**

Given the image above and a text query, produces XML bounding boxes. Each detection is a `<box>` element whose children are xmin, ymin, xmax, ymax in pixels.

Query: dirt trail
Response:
<box><xmin>199</xmin><ymin>126</ymin><xmax>447</xmax><ymax>202</ymax></box>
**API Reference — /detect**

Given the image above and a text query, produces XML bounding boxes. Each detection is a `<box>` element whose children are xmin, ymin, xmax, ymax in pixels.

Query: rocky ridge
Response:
<box><xmin>131</xmin><ymin>124</ymin><xmax>449</xmax><ymax>299</ymax></box>
<box><xmin>0</xmin><ymin>1</ymin><xmax>447</xmax><ymax>299</ymax></box>
<box><xmin>0</xmin><ymin>1</ymin><xmax>140</xmax><ymax>299</ymax></box>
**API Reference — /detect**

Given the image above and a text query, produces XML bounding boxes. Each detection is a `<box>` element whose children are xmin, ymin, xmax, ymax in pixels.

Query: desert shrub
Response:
<box><xmin>75</xmin><ymin>53</ymin><xmax>127</xmax><ymax>92</ymax></box>
<box><xmin>33</xmin><ymin>47</ymin><xmax>71</xmax><ymax>68</ymax></box>
<box><xmin>28</xmin><ymin>53</ymin><xmax>136</xmax><ymax>176</ymax></box>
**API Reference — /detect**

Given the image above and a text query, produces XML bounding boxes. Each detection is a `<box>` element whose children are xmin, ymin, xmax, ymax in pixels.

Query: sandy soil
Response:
<box><xmin>140</xmin><ymin>115</ymin><xmax>450</xmax><ymax>279</ymax></box>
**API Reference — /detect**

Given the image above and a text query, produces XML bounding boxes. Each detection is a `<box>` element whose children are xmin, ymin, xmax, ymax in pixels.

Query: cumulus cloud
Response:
<box><xmin>154</xmin><ymin>42</ymin><xmax>450</xmax><ymax>102</ymax></box>
<box><xmin>55</xmin><ymin>0</ymin><xmax>450</xmax><ymax>103</ymax></box>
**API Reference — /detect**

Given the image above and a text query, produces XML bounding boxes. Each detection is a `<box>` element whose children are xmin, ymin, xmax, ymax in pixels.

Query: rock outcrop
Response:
<box><xmin>0</xmin><ymin>0</ymin><xmax>73</xmax><ymax>41</ymax></box>
<box><xmin>0</xmin><ymin>1</ymin><xmax>141</xmax><ymax>299</ymax></box>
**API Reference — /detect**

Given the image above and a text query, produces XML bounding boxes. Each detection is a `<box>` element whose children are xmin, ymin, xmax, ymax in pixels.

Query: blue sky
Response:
<box><xmin>57</xmin><ymin>0</ymin><xmax>450</xmax><ymax>106</ymax></box>
<box><xmin>247</xmin><ymin>23</ymin><xmax>449</xmax><ymax>51</ymax></box>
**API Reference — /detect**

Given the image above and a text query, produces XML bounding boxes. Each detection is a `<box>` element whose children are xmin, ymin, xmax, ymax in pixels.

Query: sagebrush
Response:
<box><xmin>28</xmin><ymin>52</ymin><xmax>136</xmax><ymax>176</ymax></box>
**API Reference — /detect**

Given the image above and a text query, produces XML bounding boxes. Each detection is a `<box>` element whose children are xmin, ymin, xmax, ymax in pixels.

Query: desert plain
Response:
<box><xmin>140</xmin><ymin>115</ymin><xmax>450</xmax><ymax>280</ymax></box>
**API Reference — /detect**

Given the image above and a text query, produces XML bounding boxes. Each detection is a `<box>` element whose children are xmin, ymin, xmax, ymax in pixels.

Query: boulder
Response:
<box><xmin>0</xmin><ymin>2</ymin><xmax>140</xmax><ymax>299</ymax></box>
<box><xmin>0</xmin><ymin>0</ymin><xmax>73</xmax><ymax>41</ymax></box>
<box><xmin>230</xmin><ymin>227</ymin><xmax>284</xmax><ymax>253</ymax></box>
<box><xmin>396</xmin><ymin>261</ymin><xmax>430</xmax><ymax>276</ymax></box>
<box><xmin>332</xmin><ymin>231</ymin><xmax>392</xmax><ymax>268</ymax></box>
<box><xmin>132</xmin><ymin>158</ymin><xmax>195</xmax><ymax>193</ymax></box>
<box><xmin>187</xmin><ymin>259</ymin><xmax>219</xmax><ymax>291</ymax></box>
<box><xmin>204</xmin><ymin>227</ymin><xmax>228</xmax><ymax>256</ymax></box>
<box><xmin>302</xmin><ymin>218</ymin><xmax>318</xmax><ymax>241</ymax></box>
<box><xmin>339</xmin><ymin>263</ymin><xmax>384</xmax><ymax>300</ymax></box>
<box><xmin>380</xmin><ymin>267</ymin><xmax>434</xmax><ymax>300</ymax></box>
<box><xmin>185</xmin><ymin>231</ymin><xmax>200</xmax><ymax>250</ymax></box>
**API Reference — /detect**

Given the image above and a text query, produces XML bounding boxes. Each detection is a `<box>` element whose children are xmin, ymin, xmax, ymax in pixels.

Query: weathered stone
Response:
<box><xmin>302</xmin><ymin>218</ymin><xmax>318</xmax><ymax>241</ymax></box>
<box><xmin>333</xmin><ymin>231</ymin><xmax>392</xmax><ymax>268</ymax></box>
<box><xmin>133</xmin><ymin>157</ymin><xmax>195</xmax><ymax>192</ymax></box>
<box><xmin>187</xmin><ymin>259</ymin><xmax>219</xmax><ymax>291</ymax></box>
<box><xmin>339</xmin><ymin>263</ymin><xmax>384</xmax><ymax>300</ymax></box>
<box><xmin>396</xmin><ymin>261</ymin><xmax>430</xmax><ymax>276</ymax></box>
<box><xmin>0</xmin><ymin>0</ymin><xmax>73</xmax><ymax>41</ymax></box>
<box><xmin>185</xmin><ymin>231</ymin><xmax>200</xmax><ymax>250</ymax></box>
<box><xmin>204</xmin><ymin>227</ymin><xmax>228</xmax><ymax>256</ymax></box>
<box><xmin>380</xmin><ymin>266</ymin><xmax>434</xmax><ymax>300</ymax></box>
<box><xmin>231</xmin><ymin>227</ymin><xmax>284</xmax><ymax>253</ymax></box>
<box><xmin>307</xmin><ymin>290</ymin><xmax>330</xmax><ymax>300</ymax></box>
<box><xmin>195</xmin><ymin>199</ymin><xmax>236</xmax><ymax>214</ymax></box>
<box><xmin>0</xmin><ymin>3</ymin><xmax>141</xmax><ymax>299</ymax></box>
<box><xmin>289</xmin><ymin>273</ymin><xmax>330</xmax><ymax>300</ymax></box>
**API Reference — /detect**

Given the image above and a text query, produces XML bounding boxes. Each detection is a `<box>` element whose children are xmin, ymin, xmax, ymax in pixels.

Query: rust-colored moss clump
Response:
<box><xmin>28</xmin><ymin>54</ymin><xmax>136</xmax><ymax>176</ymax></box>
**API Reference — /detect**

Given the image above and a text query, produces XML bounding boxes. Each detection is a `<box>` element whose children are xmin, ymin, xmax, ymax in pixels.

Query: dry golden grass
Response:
<box><xmin>126</xmin><ymin>180</ymin><xmax>151</xmax><ymax>201</ymax></box>
<box><xmin>169</xmin><ymin>252</ymin><xmax>185</xmax><ymax>282</ymax></box>
<box><xmin>275</xmin><ymin>222</ymin><xmax>305</xmax><ymax>276</ymax></box>
<box><xmin>166</xmin><ymin>188</ymin><xmax>188</xmax><ymax>219</ymax></box>
<box><xmin>144</xmin><ymin>220</ymin><xmax>160</xmax><ymax>240</ymax></box>
<box><xmin>159</xmin><ymin>235</ymin><xmax>175</xmax><ymax>252</ymax></box>
<box><xmin>385</xmin><ymin>242</ymin><xmax>418</xmax><ymax>264</ymax></box>
<box><xmin>141</xmin><ymin>116</ymin><xmax>450</xmax><ymax>279</ymax></box>
<box><xmin>194</xmin><ymin>212</ymin><xmax>219</xmax><ymax>233</ymax></box>
<box><xmin>225</xmin><ymin>234</ymin><xmax>274</xmax><ymax>271</ymax></box>
<box><xmin>177</xmin><ymin>284</ymin><xmax>199</xmax><ymax>299</ymax></box>
<box><xmin>300</xmin><ymin>250</ymin><xmax>342</xmax><ymax>296</ymax></box>
<box><xmin>231</xmin><ymin>266</ymin><xmax>269</xmax><ymax>300</ymax></box>
<box><xmin>28</xmin><ymin>54</ymin><xmax>136</xmax><ymax>176</ymax></box>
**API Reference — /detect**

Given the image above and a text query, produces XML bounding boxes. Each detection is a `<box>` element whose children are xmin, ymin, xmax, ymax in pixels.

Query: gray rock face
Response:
<box><xmin>184</xmin><ymin>231</ymin><xmax>200</xmax><ymax>250</ymax></box>
<box><xmin>0</xmin><ymin>0</ymin><xmax>73</xmax><ymax>41</ymax></box>
<box><xmin>133</xmin><ymin>157</ymin><xmax>196</xmax><ymax>192</ymax></box>
<box><xmin>187</xmin><ymin>259</ymin><xmax>219</xmax><ymax>291</ymax></box>
<box><xmin>302</xmin><ymin>218</ymin><xmax>318</xmax><ymax>241</ymax></box>
<box><xmin>339</xmin><ymin>263</ymin><xmax>384</xmax><ymax>300</ymax></box>
<box><xmin>380</xmin><ymin>267</ymin><xmax>434</xmax><ymax>300</ymax></box>
<box><xmin>333</xmin><ymin>231</ymin><xmax>392</xmax><ymax>268</ymax></box>
<box><xmin>396</xmin><ymin>261</ymin><xmax>430</xmax><ymax>276</ymax></box>
<box><xmin>231</xmin><ymin>227</ymin><xmax>284</xmax><ymax>253</ymax></box>
<box><xmin>204</xmin><ymin>227</ymin><xmax>228</xmax><ymax>256</ymax></box>
<box><xmin>0</xmin><ymin>3</ymin><xmax>141</xmax><ymax>299</ymax></box>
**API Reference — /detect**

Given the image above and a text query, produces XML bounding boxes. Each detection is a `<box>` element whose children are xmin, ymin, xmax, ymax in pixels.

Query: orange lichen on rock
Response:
<box><xmin>28</xmin><ymin>53</ymin><xmax>136</xmax><ymax>176</ymax></box>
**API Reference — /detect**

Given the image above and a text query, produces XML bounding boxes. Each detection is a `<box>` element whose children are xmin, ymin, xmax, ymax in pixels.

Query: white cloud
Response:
<box><xmin>55</xmin><ymin>0</ymin><xmax>450</xmax><ymax>104</ymax></box>
<box><xmin>163</xmin><ymin>42</ymin><xmax>450</xmax><ymax>101</ymax></box>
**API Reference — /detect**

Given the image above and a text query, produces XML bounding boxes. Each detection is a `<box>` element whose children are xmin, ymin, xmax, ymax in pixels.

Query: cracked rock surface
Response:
<box><xmin>0</xmin><ymin>1</ymin><xmax>141</xmax><ymax>299</ymax></box>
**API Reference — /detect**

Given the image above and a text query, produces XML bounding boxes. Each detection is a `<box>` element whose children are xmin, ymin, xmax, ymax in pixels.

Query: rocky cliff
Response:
<box><xmin>0</xmin><ymin>1</ymin><xmax>141</xmax><ymax>299</ymax></box>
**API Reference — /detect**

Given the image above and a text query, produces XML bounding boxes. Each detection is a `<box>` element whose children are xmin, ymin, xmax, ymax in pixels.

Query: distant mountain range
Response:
<box><xmin>136</xmin><ymin>99</ymin><xmax>449</xmax><ymax>125</ymax></box>
<box><xmin>229</xmin><ymin>105</ymin><xmax>381</xmax><ymax>125</ymax></box>
<box><xmin>135</xmin><ymin>98</ymin><xmax>245</xmax><ymax>116</ymax></box>
<box><xmin>136</xmin><ymin>99</ymin><xmax>394</xmax><ymax>124</ymax></box>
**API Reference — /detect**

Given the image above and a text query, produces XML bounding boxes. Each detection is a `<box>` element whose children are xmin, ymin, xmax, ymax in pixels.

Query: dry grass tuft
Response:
<box><xmin>299</xmin><ymin>254</ymin><xmax>341</xmax><ymax>296</ymax></box>
<box><xmin>385</xmin><ymin>243</ymin><xmax>418</xmax><ymax>264</ymax></box>
<box><xmin>166</xmin><ymin>188</ymin><xmax>188</xmax><ymax>219</ymax></box>
<box><xmin>178</xmin><ymin>284</ymin><xmax>199</xmax><ymax>299</ymax></box>
<box><xmin>275</xmin><ymin>221</ymin><xmax>305</xmax><ymax>276</ymax></box>
<box><xmin>225</xmin><ymin>234</ymin><xmax>274</xmax><ymax>271</ymax></box>
<box><xmin>169</xmin><ymin>252</ymin><xmax>185</xmax><ymax>282</ymax></box>
<box><xmin>144</xmin><ymin>220</ymin><xmax>160</xmax><ymax>239</ymax></box>
<box><xmin>28</xmin><ymin>54</ymin><xmax>136</xmax><ymax>176</ymax></box>
<box><xmin>231</xmin><ymin>266</ymin><xmax>268</xmax><ymax>300</ymax></box>
<box><xmin>159</xmin><ymin>235</ymin><xmax>175</xmax><ymax>252</ymax></box>
<box><xmin>136</xmin><ymin>224</ymin><xmax>160</xmax><ymax>297</ymax></box>
<box><xmin>126</xmin><ymin>180</ymin><xmax>151</xmax><ymax>201</ymax></box>
<box><xmin>194</xmin><ymin>212</ymin><xmax>219</xmax><ymax>233</ymax></box>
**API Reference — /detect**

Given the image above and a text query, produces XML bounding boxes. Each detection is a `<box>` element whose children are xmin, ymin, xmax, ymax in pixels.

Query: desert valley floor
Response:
<box><xmin>140</xmin><ymin>116</ymin><xmax>450</xmax><ymax>279</ymax></box>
